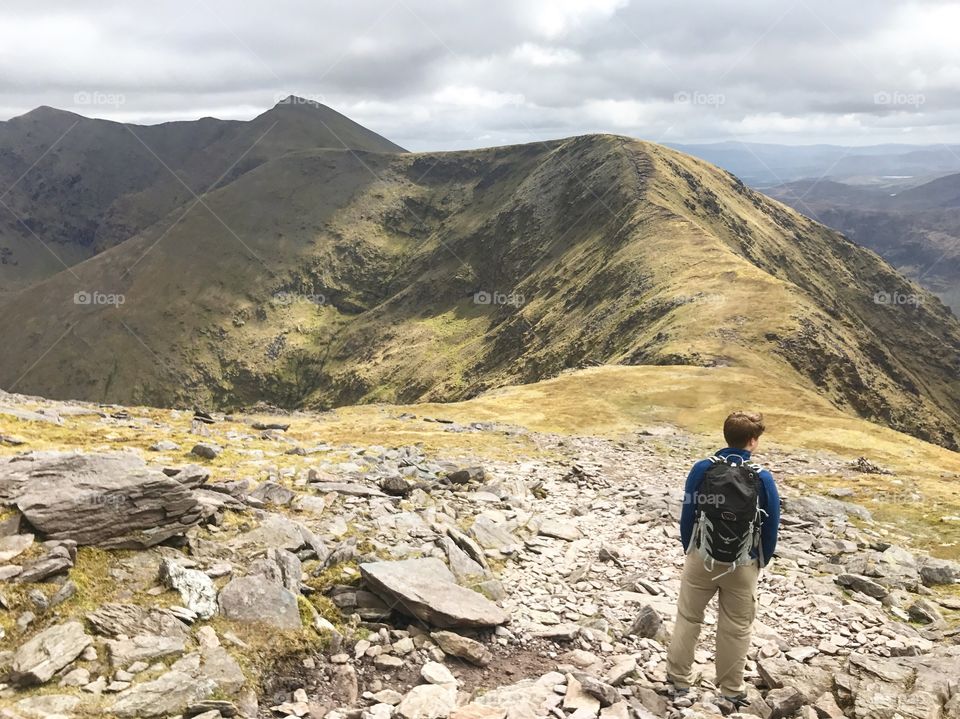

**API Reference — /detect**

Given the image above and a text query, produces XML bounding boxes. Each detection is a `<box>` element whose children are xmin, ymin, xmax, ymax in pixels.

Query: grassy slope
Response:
<box><xmin>1</xmin><ymin>136</ymin><xmax>959</xmax><ymax>450</ymax></box>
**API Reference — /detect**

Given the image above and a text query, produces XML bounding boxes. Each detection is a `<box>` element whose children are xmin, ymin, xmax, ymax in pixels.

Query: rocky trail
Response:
<box><xmin>0</xmin><ymin>392</ymin><xmax>958</xmax><ymax>719</ymax></box>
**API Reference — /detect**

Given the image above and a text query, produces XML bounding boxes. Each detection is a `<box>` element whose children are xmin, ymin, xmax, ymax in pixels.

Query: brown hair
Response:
<box><xmin>723</xmin><ymin>411</ymin><xmax>766</xmax><ymax>448</ymax></box>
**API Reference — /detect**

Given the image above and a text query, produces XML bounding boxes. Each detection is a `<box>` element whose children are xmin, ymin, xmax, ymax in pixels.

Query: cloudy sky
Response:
<box><xmin>1</xmin><ymin>0</ymin><xmax>958</xmax><ymax>150</ymax></box>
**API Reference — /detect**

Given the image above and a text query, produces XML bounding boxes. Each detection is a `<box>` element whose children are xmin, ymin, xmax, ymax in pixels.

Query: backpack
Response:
<box><xmin>688</xmin><ymin>455</ymin><xmax>766</xmax><ymax>573</ymax></box>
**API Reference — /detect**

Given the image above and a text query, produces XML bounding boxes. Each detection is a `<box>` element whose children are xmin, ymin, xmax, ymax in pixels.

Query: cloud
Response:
<box><xmin>0</xmin><ymin>0</ymin><xmax>958</xmax><ymax>148</ymax></box>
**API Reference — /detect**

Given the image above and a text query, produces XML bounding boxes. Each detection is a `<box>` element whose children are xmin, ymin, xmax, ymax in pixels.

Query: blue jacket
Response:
<box><xmin>679</xmin><ymin>447</ymin><xmax>780</xmax><ymax>566</ymax></box>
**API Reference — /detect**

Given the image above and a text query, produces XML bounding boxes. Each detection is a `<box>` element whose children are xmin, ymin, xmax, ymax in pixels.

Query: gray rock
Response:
<box><xmin>907</xmin><ymin>598</ymin><xmax>944</xmax><ymax>624</ymax></box>
<box><xmin>160</xmin><ymin>558</ymin><xmax>218</xmax><ymax>619</ymax></box>
<box><xmin>110</xmin><ymin>664</ymin><xmax>216</xmax><ymax>717</ymax></box>
<box><xmin>149</xmin><ymin>439</ymin><xmax>180</xmax><ymax>451</ymax></box>
<box><xmin>431</xmin><ymin>630</ymin><xmax>493</xmax><ymax>666</ymax></box>
<box><xmin>218</xmin><ymin>574</ymin><xmax>301</xmax><ymax>629</ymax></box>
<box><xmin>14</xmin><ymin>552</ymin><xmax>73</xmax><ymax>583</ymax></box>
<box><xmin>0</xmin><ymin>532</ymin><xmax>33</xmax><ymax>562</ymax></box>
<box><xmin>191</xmin><ymin>443</ymin><xmax>222</xmax><ymax>459</ymax></box>
<box><xmin>249</xmin><ymin>481</ymin><xmax>296</xmax><ymax>505</ymax></box>
<box><xmin>360</xmin><ymin>558</ymin><xmax>509</xmax><ymax>629</ymax></box>
<box><xmin>397</xmin><ymin>684</ymin><xmax>458</xmax><ymax>719</ymax></box>
<box><xmin>11</xmin><ymin>620</ymin><xmax>91</xmax><ymax>685</ymax></box>
<box><xmin>266</xmin><ymin>548</ymin><xmax>303</xmax><ymax>593</ymax></box>
<box><xmin>918</xmin><ymin>557</ymin><xmax>960</xmax><ymax>586</ymax></box>
<box><xmin>757</xmin><ymin>658</ymin><xmax>833</xmax><ymax>703</ymax></box>
<box><xmin>87</xmin><ymin>602</ymin><xmax>190</xmax><ymax>639</ymax></box>
<box><xmin>766</xmin><ymin>687</ymin><xmax>804</xmax><ymax>719</ymax></box>
<box><xmin>573</xmin><ymin>672</ymin><xmax>619</xmax><ymax>707</ymax></box>
<box><xmin>447</xmin><ymin>466</ymin><xmax>485</xmax><ymax>484</ymax></box>
<box><xmin>538</xmin><ymin>518</ymin><xmax>581</xmax><ymax>541</ymax></box>
<box><xmin>836</xmin><ymin>573</ymin><xmax>888</xmax><ymax>599</ymax></box>
<box><xmin>14</xmin><ymin>694</ymin><xmax>81</xmax><ymax>718</ymax></box>
<box><xmin>626</xmin><ymin>605</ymin><xmax>663</xmax><ymax>639</ymax></box>
<box><xmin>3</xmin><ymin>452</ymin><xmax>201</xmax><ymax>548</ymax></box>
<box><xmin>107</xmin><ymin>634</ymin><xmax>186</xmax><ymax>667</ymax></box>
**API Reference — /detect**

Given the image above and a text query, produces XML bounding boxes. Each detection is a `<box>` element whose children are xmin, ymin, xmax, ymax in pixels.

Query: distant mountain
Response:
<box><xmin>0</xmin><ymin>97</ymin><xmax>404</xmax><ymax>294</ymax></box>
<box><xmin>767</xmin><ymin>173</ymin><xmax>960</xmax><ymax>311</ymax></box>
<box><xmin>0</xmin><ymin>113</ymin><xmax>958</xmax><ymax>449</ymax></box>
<box><xmin>672</xmin><ymin>141</ymin><xmax>960</xmax><ymax>187</ymax></box>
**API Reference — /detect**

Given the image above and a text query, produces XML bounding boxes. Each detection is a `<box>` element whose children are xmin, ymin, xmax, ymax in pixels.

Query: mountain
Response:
<box><xmin>767</xmin><ymin>174</ymin><xmax>960</xmax><ymax>311</ymax></box>
<box><xmin>0</xmin><ymin>97</ymin><xmax>404</xmax><ymax>294</ymax></box>
<box><xmin>1</xmin><ymin>115</ymin><xmax>959</xmax><ymax>449</ymax></box>
<box><xmin>671</xmin><ymin>141</ymin><xmax>960</xmax><ymax>187</ymax></box>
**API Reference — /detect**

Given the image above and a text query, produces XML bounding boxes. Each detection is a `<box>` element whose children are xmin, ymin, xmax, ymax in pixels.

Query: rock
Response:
<box><xmin>14</xmin><ymin>694</ymin><xmax>81</xmax><ymax>718</ymax></box>
<box><xmin>110</xmin><ymin>664</ymin><xmax>216</xmax><ymax>717</ymax></box>
<box><xmin>396</xmin><ymin>684</ymin><xmax>458</xmax><ymax>719</ymax></box>
<box><xmin>907</xmin><ymin>597</ymin><xmax>944</xmax><ymax>624</ymax></box>
<box><xmin>421</xmin><ymin>660</ymin><xmax>457</xmax><ymax>685</ymax></box>
<box><xmin>3</xmin><ymin>452</ymin><xmax>202</xmax><ymax>548</ymax></box>
<box><xmin>192</xmin><ymin>442</ymin><xmax>222</xmax><ymax>459</ymax></box>
<box><xmin>766</xmin><ymin>687</ymin><xmax>804</xmax><ymax>719</ymax></box>
<box><xmin>375</xmin><ymin>654</ymin><xmax>405</xmax><ymax>670</ymax></box>
<box><xmin>918</xmin><ymin>557</ymin><xmax>960</xmax><ymax>586</ymax></box>
<box><xmin>107</xmin><ymin>634</ymin><xmax>186</xmax><ymax>666</ymax></box>
<box><xmin>360</xmin><ymin>558</ymin><xmax>509</xmax><ymax>629</ymax></box>
<box><xmin>381</xmin><ymin>475</ymin><xmax>415</xmax><ymax>497</ymax></box>
<box><xmin>785</xmin><ymin>646</ymin><xmax>818</xmax><ymax>663</ymax></box>
<box><xmin>11</xmin><ymin>620</ymin><xmax>91</xmax><ymax>685</ymax></box>
<box><xmin>605</xmin><ymin>657</ymin><xmax>637</xmax><ymax>686</ymax></box>
<box><xmin>431</xmin><ymin>630</ymin><xmax>493</xmax><ymax>666</ymax></box>
<box><xmin>160</xmin><ymin>558</ymin><xmax>218</xmax><ymax>619</ymax></box>
<box><xmin>813</xmin><ymin>692</ymin><xmax>845</xmax><ymax>719</ymax></box>
<box><xmin>14</xmin><ymin>552</ymin><xmax>73</xmax><ymax>583</ymax></box>
<box><xmin>538</xmin><ymin>518</ymin><xmax>581</xmax><ymax>541</ymax></box>
<box><xmin>87</xmin><ymin>602</ymin><xmax>190</xmax><ymax>639</ymax></box>
<box><xmin>572</xmin><ymin>672</ymin><xmax>619</xmax><ymax>707</ymax></box>
<box><xmin>473</xmin><ymin>673</ymin><xmax>563</xmax><ymax>718</ymax></box>
<box><xmin>250</xmin><ymin>481</ymin><xmax>296</xmax><ymax>505</ymax></box>
<box><xmin>150</xmin><ymin>440</ymin><xmax>180</xmax><ymax>451</ymax></box>
<box><xmin>756</xmin><ymin>658</ymin><xmax>833</xmax><ymax>703</ymax></box>
<box><xmin>331</xmin><ymin>662</ymin><xmax>359</xmax><ymax>703</ymax></box>
<box><xmin>836</xmin><ymin>573</ymin><xmax>888</xmax><ymax>599</ymax></box>
<box><xmin>599</xmin><ymin>702</ymin><xmax>629</xmax><ymax>719</ymax></box>
<box><xmin>0</xmin><ymin>532</ymin><xmax>33</xmax><ymax>562</ymax></box>
<box><xmin>218</xmin><ymin>575</ymin><xmax>301</xmax><ymax>629</ymax></box>
<box><xmin>59</xmin><ymin>667</ymin><xmax>91</xmax><ymax>687</ymax></box>
<box><xmin>266</xmin><ymin>547</ymin><xmax>303</xmax><ymax>593</ymax></box>
<box><xmin>564</xmin><ymin>674</ymin><xmax>601</xmax><ymax>712</ymax></box>
<box><xmin>468</xmin><ymin>517</ymin><xmax>517</xmax><ymax>551</ymax></box>
<box><xmin>450</xmin><ymin>706</ymin><xmax>507</xmax><ymax>719</ymax></box>
<box><xmin>447</xmin><ymin>467</ymin><xmax>485</xmax><ymax>484</ymax></box>
<box><xmin>626</xmin><ymin>605</ymin><xmax>662</xmax><ymax>639</ymax></box>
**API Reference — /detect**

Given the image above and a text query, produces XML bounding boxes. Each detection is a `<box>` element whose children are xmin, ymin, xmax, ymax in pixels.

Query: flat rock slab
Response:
<box><xmin>360</xmin><ymin>557</ymin><xmax>508</xmax><ymax>629</ymax></box>
<box><xmin>12</xmin><ymin>620</ymin><xmax>91</xmax><ymax>685</ymax></box>
<box><xmin>218</xmin><ymin>574</ymin><xmax>301</xmax><ymax>629</ymax></box>
<box><xmin>2</xmin><ymin>452</ymin><xmax>201</xmax><ymax>548</ymax></box>
<box><xmin>308</xmin><ymin>481</ymin><xmax>388</xmax><ymax>498</ymax></box>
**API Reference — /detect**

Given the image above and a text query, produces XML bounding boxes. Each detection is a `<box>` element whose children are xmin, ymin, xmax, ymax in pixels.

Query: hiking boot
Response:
<box><xmin>721</xmin><ymin>694</ymin><xmax>749</xmax><ymax>709</ymax></box>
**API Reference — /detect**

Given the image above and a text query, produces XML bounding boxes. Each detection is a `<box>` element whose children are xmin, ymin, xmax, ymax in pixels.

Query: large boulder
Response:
<box><xmin>1</xmin><ymin>452</ymin><xmax>202</xmax><ymax>548</ymax></box>
<box><xmin>218</xmin><ymin>575</ymin><xmax>302</xmax><ymax>629</ymax></box>
<box><xmin>360</xmin><ymin>558</ymin><xmax>508</xmax><ymax>629</ymax></box>
<box><xmin>86</xmin><ymin>603</ymin><xmax>190</xmax><ymax>640</ymax></box>
<box><xmin>11</xmin><ymin>620</ymin><xmax>91</xmax><ymax>685</ymax></box>
<box><xmin>843</xmin><ymin>650</ymin><xmax>960</xmax><ymax>719</ymax></box>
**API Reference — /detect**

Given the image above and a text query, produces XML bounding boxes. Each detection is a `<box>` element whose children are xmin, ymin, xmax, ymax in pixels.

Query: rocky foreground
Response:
<box><xmin>0</xmin><ymin>393</ymin><xmax>958</xmax><ymax>719</ymax></box>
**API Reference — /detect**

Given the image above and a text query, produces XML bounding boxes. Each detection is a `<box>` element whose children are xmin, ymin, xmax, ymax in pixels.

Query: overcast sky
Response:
<box><xmin>1</xmin><ymin>0</ymin><xmax>958</xmax><ymax>150</ymax></box>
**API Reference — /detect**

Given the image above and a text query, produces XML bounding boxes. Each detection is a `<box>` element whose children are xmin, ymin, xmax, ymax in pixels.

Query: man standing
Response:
<box><xmin>666</xmin><ymin>411</ymin><xmax>780</xmax><ymax>705</ymax></box>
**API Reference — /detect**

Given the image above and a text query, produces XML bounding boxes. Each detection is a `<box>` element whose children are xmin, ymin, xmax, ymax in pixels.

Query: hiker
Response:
<box><xmin>665</xmin><ymin>411</ymin><xmax>780</xmax><ymax>706</ymax></box>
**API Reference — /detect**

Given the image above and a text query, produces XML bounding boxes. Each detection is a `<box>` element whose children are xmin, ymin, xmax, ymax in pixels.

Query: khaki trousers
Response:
<box><xmin>666</xmin><ymin>552</ymin><xmax>759</xmax><ymax>696</ymax></box>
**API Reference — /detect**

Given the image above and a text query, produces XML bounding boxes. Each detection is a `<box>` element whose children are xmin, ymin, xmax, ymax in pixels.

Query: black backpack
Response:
<box><xmin>688</xmin><ymin>455</ymin><xmax>765</xmax><ymax>571</ymax></box>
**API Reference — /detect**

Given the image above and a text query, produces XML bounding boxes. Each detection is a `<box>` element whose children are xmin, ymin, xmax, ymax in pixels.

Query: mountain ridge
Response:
<box><xmin>1</xmin><ymin>123</ymin><xmax>959</xmax><ymax>449</ymax></box>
